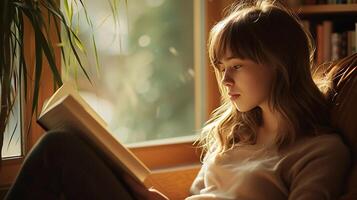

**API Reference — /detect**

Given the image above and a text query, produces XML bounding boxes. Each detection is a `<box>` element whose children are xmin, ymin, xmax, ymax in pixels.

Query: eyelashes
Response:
<box><xmin>232</xmin><ymin>65</ymin><xmax>242</xmax><ymax>70</ymax></box>
<box><xmin>220</xmin><ymin>65</ymin><xmax>242</xmax><ymax>72</ymax></box>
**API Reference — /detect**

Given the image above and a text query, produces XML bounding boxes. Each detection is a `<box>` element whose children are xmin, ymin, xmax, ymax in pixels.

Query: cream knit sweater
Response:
<box><xmin>187</xmin><ymin>134</ymin><xmax>351</xmax><ymax>200</ymax></box>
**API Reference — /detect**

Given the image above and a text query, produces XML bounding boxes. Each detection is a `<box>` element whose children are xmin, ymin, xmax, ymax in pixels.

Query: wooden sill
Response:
<box><xmin>128</xmin><ymin>135</ymin><xmax>202</xmax><ymax>170</ymax></box>
<box><xmin>0</xmin><ymin>157</ymin><xmax>23</xmax><ymax>188</ymax></box>
<box><xmin>150</xmin><ymin>164</ymin><xmax>201</xmax><ymax>200</ymax></box>
<box><xmin>127</xmin><ymin>136</ymin><xmax>202</xmax><ymax>200</ymax></box>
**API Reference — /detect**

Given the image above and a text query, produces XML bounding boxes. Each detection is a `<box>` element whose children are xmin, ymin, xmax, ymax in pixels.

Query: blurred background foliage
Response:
<box><xmin>62</xmin><ymin>0</ymin><xmax>195</xmax><ymax>143</ymax></box>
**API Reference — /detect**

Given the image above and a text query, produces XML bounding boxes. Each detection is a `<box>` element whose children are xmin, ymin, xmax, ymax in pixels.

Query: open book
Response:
<box><xmin>38</xmin><ymin>83</ymin><xmax>158</xmax><ymax>191</ymax></box>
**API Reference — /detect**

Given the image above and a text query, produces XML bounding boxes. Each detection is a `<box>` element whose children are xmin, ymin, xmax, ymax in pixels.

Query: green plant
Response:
<box><xmin>0</xmin><ymin>0</ymin><xmax>122</xmax><ymax>161</ymax></box>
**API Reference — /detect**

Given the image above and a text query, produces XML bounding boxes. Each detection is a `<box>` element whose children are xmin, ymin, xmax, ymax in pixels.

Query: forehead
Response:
<box><xmin>210</xmin><ymin>22</ymin><xmax>264</xmax><ymax>67</ymax></box>
<box><xmin>217</xmin><ymin>49</ymin><xmax>243</xmax><ymax>64</ymax></box>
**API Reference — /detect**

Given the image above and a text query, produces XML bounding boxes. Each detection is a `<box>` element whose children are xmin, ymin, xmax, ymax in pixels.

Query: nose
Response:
<box><xmin>221</xmin><ymin>71</ymin><xmax>234</xmax><ymax>87</ymax></box>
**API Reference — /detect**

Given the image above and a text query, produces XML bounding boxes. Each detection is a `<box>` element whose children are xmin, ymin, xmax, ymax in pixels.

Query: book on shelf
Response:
<box><xmin>302</xmin><ymin>20</ymin><xmax>356</xmax><ymax>65</ymax></box>
<box><xmin>323</xmin><ymin>21</ymin><xmax>333</xmax><ymax>62</ymax></box>
<box><xmin>299</xmin><ymin>0</ymin><xmax>356</xmax><ymax>5</ymax></box>
<box><xmin>316</xmin><ymin>23</ymin><xmax>325</xmax><ymax>64</ymax></box>
<box><xmin>37</xmin><ymin>83</ymin><xmax>200</xmax><ymax>199</ymax></box>
<box><xmin>287</xmin><ymin>0</ymin><xmax>357</xmax><ymax>6</ymax></box>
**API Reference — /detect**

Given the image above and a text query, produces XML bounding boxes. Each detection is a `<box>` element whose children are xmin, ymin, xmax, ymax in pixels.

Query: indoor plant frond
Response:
<box><xmin>0</xmin><ymin>0</ymin><xmax>122</xmax><ymax>161</ymax></box>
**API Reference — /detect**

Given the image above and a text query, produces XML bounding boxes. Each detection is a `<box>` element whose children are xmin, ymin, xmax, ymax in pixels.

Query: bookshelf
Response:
<box><xmin>292</xmin><ymin>3</ymin><xmax>357</xmax><ymax>65</ymax></box>
<box><xmin>295</xmin><ymin>4</ymin><xmax>357</xmax><ymax>15</ymax></box>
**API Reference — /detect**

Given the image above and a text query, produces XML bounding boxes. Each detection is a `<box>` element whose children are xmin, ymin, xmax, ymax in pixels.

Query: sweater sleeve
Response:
<box><xmin>288</xmin><ymin>135</ymin><xmax>351</xmax><ymax>200</ymax></box>
<box><xmin>189</xmin><ymin>149</ymin><xmax>215</xmax><ymax>195</ymax></box>
<box><xmin>189</xmin><ymin>165</ymin><xmax>206</xmax><ymax>195</ymax></box>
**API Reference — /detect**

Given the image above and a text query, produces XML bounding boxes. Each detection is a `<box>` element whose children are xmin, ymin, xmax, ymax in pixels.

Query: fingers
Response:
<box><xmin>148</xmin><ymin>188</ymin><xmax>169</xmax><ymax>200</ymax></box>
<box><xmin>121</xmin><ymin>174</ymin><xmax>169</xmax><ymax>200</ymax></box>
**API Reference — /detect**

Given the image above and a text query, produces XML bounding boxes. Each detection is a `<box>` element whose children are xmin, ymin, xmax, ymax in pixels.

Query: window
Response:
<box><xmin>1</xmin><ymin>93</ymin><xmax>22</xmax><ymax>158</ymax></box>
<box><xmin>0</xmin><ymin>0</ymin><xmax>211</xmax><ymax>187</ymax></box>
<box><xmin>61</xmin><ymin>0</ymin><xmax>206</xmax><ymax>144</ymax></box>
<box><xmin>2</xmin><ymin>41</ymin><xmax>23</xmax><ymax>159</ymax></box>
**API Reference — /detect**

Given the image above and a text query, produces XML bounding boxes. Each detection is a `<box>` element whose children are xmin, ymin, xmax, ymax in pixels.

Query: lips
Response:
<box><xmin>228</xmin><ymin>93</ymin><xmax>240</xmax><ymax>100</ymax></box>
<box><xmin>228</xmin><ymin>92</ymin><xmax>239</xmax><ymax>96</ymax></box>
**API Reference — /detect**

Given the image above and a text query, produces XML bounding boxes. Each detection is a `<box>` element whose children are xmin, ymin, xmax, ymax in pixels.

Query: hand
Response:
<box><xmin>147</xmin><ymin>188</ymin><xmax>169</xmax><ymax>200</ymax></box>
<box><xmin>122</xmin><ymin>173</ymin><xmax>169</xmax><ymax>200</ymax></box>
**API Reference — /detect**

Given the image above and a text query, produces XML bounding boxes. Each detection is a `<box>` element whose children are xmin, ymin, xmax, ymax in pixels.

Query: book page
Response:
<box><xmin>41</xmin><ymin>83</ymin><xmax>107</xmax><ymax>128</ymax></box>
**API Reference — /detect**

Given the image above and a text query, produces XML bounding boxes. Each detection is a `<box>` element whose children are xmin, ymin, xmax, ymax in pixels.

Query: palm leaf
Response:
<box><xmin>1</xmin><ymin>0</ymin><xmax>124</xmax><ymax>160</ymax></box>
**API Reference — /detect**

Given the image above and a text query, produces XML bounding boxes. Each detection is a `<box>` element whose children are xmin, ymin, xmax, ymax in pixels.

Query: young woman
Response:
<box><xmin>187</xmin><ymin>1</ymin><xmax>351</xmax><ymax>199</ymax></box>
<box><xmin>5</xmin><ymin>0</ymin><xmax>351</xmax><ymax>199</ymax></box>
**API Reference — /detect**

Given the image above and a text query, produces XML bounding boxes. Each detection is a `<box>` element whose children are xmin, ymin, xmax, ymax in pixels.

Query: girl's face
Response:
<box><xmin>219</xmin><ymin>53</ymin><xmax>275</xmax><ymax>112</ymax></box>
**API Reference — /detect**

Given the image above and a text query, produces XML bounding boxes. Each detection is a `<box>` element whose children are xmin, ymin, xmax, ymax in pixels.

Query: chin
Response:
<box><xmin>233</xmin><ymin>103</ymin><xmax>257</xmax><ymax>113</ymax></box>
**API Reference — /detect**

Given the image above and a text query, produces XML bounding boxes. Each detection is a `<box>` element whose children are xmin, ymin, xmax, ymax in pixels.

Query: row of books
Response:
<box><xmin>288</xmin><ymin>0</ymin><xmax>357</xmax><ymax>5</ymax></box>
<box><xmin>302</xmin><ymin>20</ymin><xmax>356</xmax><ymax>64</ymax></box>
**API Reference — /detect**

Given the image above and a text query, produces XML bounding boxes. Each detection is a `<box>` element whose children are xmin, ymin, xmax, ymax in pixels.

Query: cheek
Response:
<box><xmin>244</xmin><ymin>74</ymin><xmax>271</xmax><ymax>95</ymax></box>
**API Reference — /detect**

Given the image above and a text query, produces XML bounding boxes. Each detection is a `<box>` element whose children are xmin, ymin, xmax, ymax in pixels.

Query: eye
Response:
<box><xmin>232</xmin><ymin>65</ymin><xmax>242</xmax><ymax>70</ymax></box>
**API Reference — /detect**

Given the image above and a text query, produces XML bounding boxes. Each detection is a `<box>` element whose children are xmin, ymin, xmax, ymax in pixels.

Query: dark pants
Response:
<box><xmin>5</xmin><ymin>130</ymin><xmax>135</xmax><ymax>200</ymax></box>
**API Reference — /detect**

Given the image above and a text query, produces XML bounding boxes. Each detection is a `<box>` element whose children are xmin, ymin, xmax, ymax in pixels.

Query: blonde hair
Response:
<box><xmin>197</xmin><ymin>0</ymin><xmax>331</xmax><ymax>156</ymax></box>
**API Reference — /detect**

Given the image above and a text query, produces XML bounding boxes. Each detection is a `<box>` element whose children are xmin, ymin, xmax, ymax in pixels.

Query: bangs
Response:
<box><xmin>208</xmin><ymin>10</ymin><xmax>269</xmax><ymax>70</ymax></box>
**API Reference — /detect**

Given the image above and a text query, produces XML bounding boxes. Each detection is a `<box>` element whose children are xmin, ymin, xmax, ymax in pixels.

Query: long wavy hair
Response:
<box><xmin>197</xmin><ymin>0</ymin><xmax>331</xmax><ymax>156</ymax></box>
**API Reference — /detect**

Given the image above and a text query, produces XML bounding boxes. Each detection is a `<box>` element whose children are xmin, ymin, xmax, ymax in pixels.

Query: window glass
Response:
<box><xmin>61</xmin><ymin>0</ymin><xmax>196</xmax><ymax>144</ymax></box>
